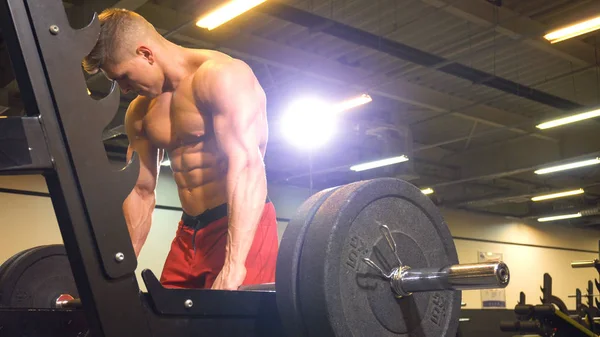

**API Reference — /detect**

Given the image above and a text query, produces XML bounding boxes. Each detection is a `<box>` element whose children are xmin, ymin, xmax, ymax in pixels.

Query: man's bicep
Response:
<box><xmin>128</xmin><ymin>138</ymin><xmax>161</xmax><ymax>194</ymax></box>
<box><xmin>212</xmin><ymin>112</ymin><xmax>257</xmax><ymax>161</ymax></box>
<box><xmin>202</xmin><ymin>60</ymin><xmax>262</xmax><ymax>159</ymax></box>
<box><xmin>124</xmin><ymin>98</ymin><xmax>160</xmax><ymax>194</ymax></box>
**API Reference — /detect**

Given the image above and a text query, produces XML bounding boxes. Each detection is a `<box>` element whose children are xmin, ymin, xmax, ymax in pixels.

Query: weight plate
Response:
<box><xmin>0</xmin><ymin>246</ymin><xmax>37</xmax><ymax>286</ymax></box>
<box><xmin>299</xmin><ymin>178</ymin><xmax>461</xmax><ymax>337</ymax></box>
<box><xmin>276</xmin><ymin>186</ymin><xmax>341</xmax><ymax>337</ymax></box>
<box><xmin>0</xmin><ymin>245</ymin><xmax>79</xmax><ymax>308</ymax></box>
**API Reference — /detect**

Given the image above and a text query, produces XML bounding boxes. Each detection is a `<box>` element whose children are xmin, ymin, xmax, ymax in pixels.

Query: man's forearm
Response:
<box><xmin>224</xmin><ymin>159</ymin><xmax>267</xmax><ymax>268</ymax></box>
<box><xmin>123</xmin><ymin>188</ymin><xmax>156</xmax><ymax>257</ymax></box>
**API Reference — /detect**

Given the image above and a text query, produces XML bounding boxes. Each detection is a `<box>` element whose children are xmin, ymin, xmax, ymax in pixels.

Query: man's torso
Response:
<box><xmin>129</xmin><ymin>53</ymin><xmax>268</xmax><ymax>216</ymax></box>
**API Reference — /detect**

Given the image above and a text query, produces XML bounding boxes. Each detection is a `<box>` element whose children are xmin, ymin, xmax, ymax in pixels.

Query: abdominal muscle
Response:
<box><xmin>168</xmin><ymin>142</ymin><xmax>228</xmax><ymax>217</ymax></box>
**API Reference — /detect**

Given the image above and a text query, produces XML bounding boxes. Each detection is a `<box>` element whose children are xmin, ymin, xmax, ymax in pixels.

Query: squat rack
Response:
<box><xmin>0</xmin><ymin>0</ymin><xmax>281</xmax><ymax>336</ymax></box>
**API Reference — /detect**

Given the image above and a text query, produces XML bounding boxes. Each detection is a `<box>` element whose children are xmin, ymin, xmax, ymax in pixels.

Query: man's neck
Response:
<box><xmin>160</xmin><ymin>43</ymin><xmax>202</xmax><ymax>92</ymax></box>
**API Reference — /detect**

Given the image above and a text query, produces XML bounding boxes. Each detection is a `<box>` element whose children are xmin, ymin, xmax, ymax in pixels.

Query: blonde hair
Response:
<box><xmin>82</xmin><ymin>8</ymin><xmax>156</xmax><ymax>74</ymax></box>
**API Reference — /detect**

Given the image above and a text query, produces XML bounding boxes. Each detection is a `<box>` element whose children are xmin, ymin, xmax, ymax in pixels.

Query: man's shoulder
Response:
<box><xmin>197</xmin><ymin>57</ymin><xmax>250</xmax><ymax>78</ymax></box>
<box><xmin>192</xmin><ymin>57</ymin><xmax>254</xmax><ymax>100</ymax></box>
<box><xmin>125</xmin><ymin>96</ymin><xmax>147</xmax><ymax>119</ymax></box>
<box><xmin>124</xmin><ymin>95</ymin><xmax>150</xmax><ymax>135</ymax></box>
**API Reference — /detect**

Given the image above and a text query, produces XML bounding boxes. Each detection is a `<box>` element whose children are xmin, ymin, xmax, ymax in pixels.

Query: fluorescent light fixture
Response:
<box><xmin>536</xmin><ymin>108</ymin><xmax>600</xmax><ymax>129</ymax></box>
<box><xmin>161</xmin><ymin>160</ymin><xmax>171</xmax><ymax>167</ymax></box>
<box><xmin>531</xmin><ymin>188</ymin><xmax>584</xmax><ymax>202</ymax></box>
<box><xmin>281</xmin><ymin>98</ymin><xmax>337</xmax><ymax>150</ymax></box>
<box><xmin>332</xmin><ymin>94</ymin><xmax>372</xmax><ymax>113</ymax></box>
<box><xmin>537</xmin><ymin>212</ymin><xmax>581</xmax><ymax>222</ymax></box>
<box><xmin>544</xmin><ymin>15</ymin><xmax>600</xmax><ymax>44</ymax></box>
<box><xmin>196</xmin><ymin>0</ymin><xmax>267</xmax><ymax>30</ymax></box>
<box><xmin>350</xmin><ymin>155</ymin><xmax>409</xmax><ymax>172</ymax></box>
<box><xmin>534</xmin><ymin>158</ymin><xmax>600</xmax><ymax>175</ymax></box>
<box><xmin>421</xmin><ymin>188</ymin><xmax>434</xmax><ymax>195</ymax></box>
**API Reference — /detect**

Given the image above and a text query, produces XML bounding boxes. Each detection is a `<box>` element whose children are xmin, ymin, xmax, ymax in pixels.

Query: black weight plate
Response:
<box><xmin>276</xmin><ymin>186</ymin><xmax>341</xmax><ymax>337</ymax></box>
<box><xmin>0</xmin><ymin>246</ymin><xmax>37</xmax><ymax>286</ymax></box>
<box><xmin>0</xmin><ymin>244</ymin><xmax>79</xmax><ymax>308</ymax></box>
<box><xmin>0</xmin><ymin>246</ymin><xmax>44</xmax><ymax>302</ymax></box>
<box><xmin>299</xmin><ymin>178</ymin><xmax>461</xmax><ymax>337</ymax></box>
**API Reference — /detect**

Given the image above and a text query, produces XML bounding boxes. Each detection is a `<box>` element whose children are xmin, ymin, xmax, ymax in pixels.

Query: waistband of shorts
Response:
<box><xmin>181</xmin><ymin>196</ymin><xmax>271</xmax><ymax>230</ymax></box>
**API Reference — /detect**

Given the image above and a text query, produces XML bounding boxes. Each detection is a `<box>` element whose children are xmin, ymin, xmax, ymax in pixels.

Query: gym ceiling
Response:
<box><xmin>3</xmin><ymin>0</ymin><xmax>600</xmax><ymax>228</ymax></box>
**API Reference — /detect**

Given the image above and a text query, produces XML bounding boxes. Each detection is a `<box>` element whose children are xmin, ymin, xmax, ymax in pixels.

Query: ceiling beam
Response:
<box><xmin>258</xmin><ymin>2</ymin><xmax>582</xmax><ymax>110</ymax></box>
<box><xmin>135</xmin><ymin>3</ymin><xmax>558</xmax><ymax>146</ymax></box>
<box><xmin>416</xmin><ymin>0</ymin><xmax>600</xmax><ymax>68</ymax></box>
<box><xmin>431</xmin><ymin>150</ymin><xmax>600</xmax><ymax>188</ymax></box>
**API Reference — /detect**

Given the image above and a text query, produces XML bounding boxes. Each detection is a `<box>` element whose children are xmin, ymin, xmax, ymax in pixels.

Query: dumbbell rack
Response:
<box><xmin>500</xmin><ymin>243</ymin><xmax>600</xmax><ymax>337</ymax></box>
<box><xmin>0</xmin><ymin>0</ymin><xmax>282</xmax><ymax>336</ymax></box>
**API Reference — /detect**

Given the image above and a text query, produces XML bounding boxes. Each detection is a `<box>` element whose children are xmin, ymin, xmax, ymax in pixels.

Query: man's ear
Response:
<box><xmin>137</xmin><ymin>46</ymin><xmax>154</xmax><ymax>65</ymax></box>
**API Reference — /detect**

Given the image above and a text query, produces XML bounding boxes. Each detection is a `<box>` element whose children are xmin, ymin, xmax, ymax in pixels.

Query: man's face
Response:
<box><xmin>102</xmin><ymin>50</ymin><xmax>163</xmax><ymax>98</ymax></box>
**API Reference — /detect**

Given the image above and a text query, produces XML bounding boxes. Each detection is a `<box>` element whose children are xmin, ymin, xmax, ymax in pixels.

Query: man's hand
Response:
<box><xmin>211</xmin><ymin>263</ymin><xmax>247</xmax><ymax>290</ymax></box>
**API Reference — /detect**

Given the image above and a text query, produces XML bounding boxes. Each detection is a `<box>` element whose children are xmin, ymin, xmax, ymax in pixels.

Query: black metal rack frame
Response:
<box><xmin>0</xmin><ymin>1</ymin><xmax>282</xmax><ymax>336</ymax></box>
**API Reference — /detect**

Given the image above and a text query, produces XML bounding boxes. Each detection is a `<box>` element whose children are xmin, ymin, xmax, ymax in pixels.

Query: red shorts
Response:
<box><xmin>159</xmin><ymin>202</ymin><xmax>279</xmax><ymax>289</ymax></box>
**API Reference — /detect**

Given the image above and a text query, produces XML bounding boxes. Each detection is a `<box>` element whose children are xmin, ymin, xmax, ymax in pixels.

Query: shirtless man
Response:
<box><xmin>83</xmin><ymin>8</ymin><xmax>278</xmax><ymax>290</ymax></box>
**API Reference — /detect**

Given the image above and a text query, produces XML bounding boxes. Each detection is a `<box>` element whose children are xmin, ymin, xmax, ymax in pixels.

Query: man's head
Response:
<box><xmin>83</xmin><ymin>8</ymin><xmax>165</xmax><ymax>97</ymax></box>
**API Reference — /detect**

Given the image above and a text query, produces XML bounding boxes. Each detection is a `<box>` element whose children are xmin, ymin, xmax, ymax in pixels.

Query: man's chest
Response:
<box><xmin>141</xmin><ymin>87</ymin><xmax>212</xmax><ymax>150</ymax></box>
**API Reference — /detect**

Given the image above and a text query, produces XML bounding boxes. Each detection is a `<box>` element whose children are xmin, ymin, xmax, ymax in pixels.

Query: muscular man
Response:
<box><xmin>83</xmin><ymin>8</ymin><xmax>278</xmax><ymax>290</ymax></box>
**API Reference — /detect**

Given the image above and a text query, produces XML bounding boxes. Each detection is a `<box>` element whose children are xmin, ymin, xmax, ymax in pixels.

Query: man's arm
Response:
<box><xmin>122</xmin><ymin>97</ymin><xmax>163</xmax><ymax>257</ymax></box>
<box><xmin>194</xmin><ymin>59</ymin><xmax>267</xmax><ymax>289</ymax></box>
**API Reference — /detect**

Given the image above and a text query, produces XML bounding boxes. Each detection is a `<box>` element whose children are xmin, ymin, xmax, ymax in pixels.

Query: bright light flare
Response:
<box><xmin>544</xmin><ymin>15</ymin><xmax>600</xmax><ymax>44</ymax></box>
<box><xmin>281</xmin><ymin>98</ymin><xmax>337</xmax><ymax>150</ymax></box>
<box><xmin>534</xmin><ymin>158</ymin><xmax>600</xmax><ymax>175</ymax></box>
<box><xmin>196</xmin><ymin>0</ymin><xmax>267</xmax><ymax>30</ymax></box>
<box><xmin>350</xmin><ymin>155</ymin><xmax>409</xmax><ymax>172</ymax></box>
<box><xmin>281</xmin><ymin>93</ymin><xmax>371</xmax><ymax>150</ymax></box>
<box><xmin>531</xmin><ymin>188</ymin><xmax>584</xmax><ymax>202</ymax></box>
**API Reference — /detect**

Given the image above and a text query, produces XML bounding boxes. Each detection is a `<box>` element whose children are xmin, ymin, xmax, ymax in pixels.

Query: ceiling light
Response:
<box><xmin>332</xmin><ymin>94</ymin><xmax>372</xmax><ymax>113</ymax></box>
<box><xmin>544</xmin><ymin>15</ymin><xmax>600</xmax><ymax>44</ymax></box>
<box><xmin>536</xmin><ymin>108</ymin><xmax>600</xmax><ymax>129</ymax></box>
<box><xmin>531</xmin><ymin>188</ymin><xmax>584</xmax><ymax>202</ymax></box>
<box><xmin>421</xmin><ymin>188</ymin><xmax>434</xmax><ymax>195</ymax></box>
<box><xmin>350</xmin><ymin>155</ymin><xmax>409</xmax><ymax>172</ymax></box>
<box><xmin>161</xmin><ymin>160</ymin><xmax>171</xmax><ymax>167</ymax></box>
<box><xmin>196</xmin><ymin>0</ymin><xmax>267</xmax><ymax>30</ymax></box>
<box><xmin>534</xmin><ymin>158</ymin><xmax>600</xmax><ymax>175</ymax></box>
<box><xmin>537</xmin><ymin>213</ymin><xmax>581</xmax><ymax>222</ymax></box>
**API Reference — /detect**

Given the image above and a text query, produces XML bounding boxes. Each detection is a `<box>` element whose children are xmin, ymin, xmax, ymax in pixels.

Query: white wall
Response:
<box><xmin>443</xmin><ymin>208</ymin><xmax>599</xmax><ymax>309</ymax></box>
<box><xmin>0</xmin><ymin>178</ymin><xmax>62</xmax><ymax>261</ymax></box>
<box><xmin>0</xmin><ymin>174</ymin><xmax>599</xmax><ymax>309</ymax></box>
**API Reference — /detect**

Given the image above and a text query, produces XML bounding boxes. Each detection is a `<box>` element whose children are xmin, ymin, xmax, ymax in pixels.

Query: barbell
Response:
<box><xmin>0</xmin><ymin>177</ymin><xmax>510</xmax><ymax>337</ymax></box>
